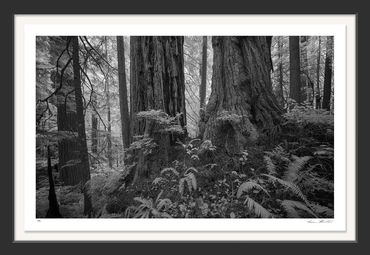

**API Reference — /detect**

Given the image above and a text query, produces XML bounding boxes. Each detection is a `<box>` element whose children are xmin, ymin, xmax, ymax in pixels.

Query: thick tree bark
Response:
<box><xmin>71</xmin><ymin>36</ymin><xmax>92</xmax><ymax>216</ymax></box>
<box><xmin>130</xmin><ymin>36</ymin><xmax>187</xmax><ymax>139</ymax></box>
<box><xmin>48</xmin><ymin>37</ymin><xmax>81</xmax><ymax>186</ymax></box>
<box><xmin>315</xmin><ymin>36</ymin><xmax>322</xmax><ymax>109</ymax></box>
<box><xmin>117</xmin><ymin>36</ymin><xmax>131</xmax><ymax>149</ymax></box>
<box><xmin>46</xmin><ymin>146</ymin><xmax>62</xmax><ymax>218</ymax></box>
<box><xmin>129</xmin><ymin>36</ymin><xmax>187</xmax><ymax>181</ymax></box>
<box><xmin>322</xmin><ymin>36</ymin><xmax>333</xmax><ymax>111</ymax></box>
<box><xmin>203</xmin><ymin>36</ymin><xmax>282</xmax><ymax>154</ymax></box>
<box><xmin>289</xmin><ymin>36</ymin><xmax>302</xmax><ymax>104</ymax></box>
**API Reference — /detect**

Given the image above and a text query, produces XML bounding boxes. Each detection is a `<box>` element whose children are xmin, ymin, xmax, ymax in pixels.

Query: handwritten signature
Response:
<box><xmin>307</xmin><ymin>219</ymin><xmax>333</xmax><ymax>224</ymax></box>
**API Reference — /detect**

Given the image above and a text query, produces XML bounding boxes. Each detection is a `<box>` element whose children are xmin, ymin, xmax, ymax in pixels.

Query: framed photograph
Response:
<box><xmin>14</xmin><ymin>14</ymin><xmax>357</xmax><ymax>242</ymax></box>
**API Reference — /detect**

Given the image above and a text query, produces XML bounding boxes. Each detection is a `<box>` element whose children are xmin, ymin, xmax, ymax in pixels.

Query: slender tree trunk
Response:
<box><xmin>203</xmin><ymin>36</ymin><xmax>282</xmax><ymax>155</ymax></box>
<box><xmin>322</xmin><ymin>36</ymin><xmax>333</xmax><ymax>111</ymax></box>
<box><xmin>117</xmin><ymin>36</ymin><xmax>131</xmax><ymax>149</ymax></box>
<box><xmin>289</xmin><ymin>36</ymin><xmax>302</xmax><ymax>104</ymax></box>
<box><xmin>266</xmin><ymin>36</ymin><xmax>274</xmax><ymax>73</ymax></box>
<box><xmin>300</xmin><ymin>36</ymin><xmax>310</xmax><ymax>103</ymax></box>
<box><xmin>315</xmin><ymin>36</ymin><xmax>322</xmax><ymax>109</ymax></box>
<box><xmin>198</xmin><ymin>36</ymin><xmax>208</xmax><ymax>137</ymax></box>
<box><xmin>277</xmin><ymin>37</ymin><xmax>285</xmax><ymax>108</ymax></box>
<box><xmin>71</xmin><ymin>36</ymin><xmax>92</xmax><ymax>216</ymax></box>
<box><xmin>104</xmin><ymin>37</ymin><xmax>113</xmax><ymax>168</ymax></box>
<box><xmin>199</xmin><ymin>36</ymin><xmax>208</xmax><ymax>110</ymax></box>
<box><xmin>91</xmin><ymin>92</ymin><xmax>98</xmax><ymax>155</ymax></box>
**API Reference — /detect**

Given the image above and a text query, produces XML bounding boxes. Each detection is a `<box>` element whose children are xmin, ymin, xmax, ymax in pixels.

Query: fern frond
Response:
<box><xmin>156</xmin><ymin>198</ymin><xmax>172</xmax><ymax>211</ymax></box>
<box><xmin>237</xmin><ymin>181</ymin><xmax>270</xmax><ymax>198</ymax></box>
<box><xmin>179</xmin><ymin>178</ymin><xmax>185</xmax><ymax>196</ymax></box>
<box><xmin>152</xmin><ymin>177</ymin><xmax>166</xmax><ymax>185</ymax></box>
<box><xmin>285</xmin><ymin>155</ymin><xmax>311</xmax><ymax>182</ymax></box>
<box><xmin>160</xmin><ymin>167</ymin><xmax>179</xmax><ymax>176</ymax></box>
<box><xmin>281</xmin><ymin>200</ymin><xmax>317</xmax><ymax>218</ymax></box>
<box><xmin>185</xmin><ymin>167</ymin><xmax>198</xmax><ymax>175</ymax></box>
<box><xmin>262</xmin><ymin>174</ymin><xmax>309</xmax><ymax>204</ymax></box>
<box><xmin>310</xmin><ymin>204</ymin><xmax>334</xmax><ymax>218</ymax></box>
<box><xmin>264</xmin><ymin>155</ymin><xmax>276</xmax><ymax>175</ymax></box>
<box><xmin>244</xmin><ymin>196</ymin><xmax>272</xmax><ymax>218</ymax></box>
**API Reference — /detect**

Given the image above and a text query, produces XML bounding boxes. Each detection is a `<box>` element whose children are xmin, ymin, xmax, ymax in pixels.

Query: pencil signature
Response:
<box><xmin>307</xmin><ymin>219</ymin><xmax>333</xmax><ymax>224</ymax></box>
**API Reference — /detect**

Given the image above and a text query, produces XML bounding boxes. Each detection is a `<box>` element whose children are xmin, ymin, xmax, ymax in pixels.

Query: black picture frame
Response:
<box><xmin>2</xmin><ymin>0</ymin><xmax>368</xmax><ymax>252</ymax></box>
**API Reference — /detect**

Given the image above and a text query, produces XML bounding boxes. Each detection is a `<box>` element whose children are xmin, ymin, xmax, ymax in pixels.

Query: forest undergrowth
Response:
<box><xmin>36</xmin><ymin>105</ymin><xmax>334</xmax><ymax>218</ymax></box>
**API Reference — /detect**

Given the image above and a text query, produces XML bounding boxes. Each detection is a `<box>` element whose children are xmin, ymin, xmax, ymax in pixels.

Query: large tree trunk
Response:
<box><xmin>117</xmin><ymin>36</ymin><xmax>131</xmax><ymax>149</ymax></box>
<box><xmin>322</xmin><ymin>36</ymin><xmax>334</xmax><ymax>111</ymax></box>
<box><xmin>46</xmin><ymin>146</ymin><xmax>62</xmax><ymax>218</ymax></box>
<box><xmin>130</xmin><ymin>36</ymin><xmax>187</xmax><ymax>139</ymax></box>
<box><xmin>129</xmin><ymin>36</ymin><xmax>187</xmax><ymax>180</ymax></box>
<box><xmin>203</xmin><ymin>36</ymin><xmax>282</xmax><ymax>155</ymax></box>
<box><xmin>289</xmin><ymin>36</ymin><xmax>302</xmax><ymax>104</ymax></box>
<box><xmin>71</xmin><ymin>36</ymin><xmax>92</xmax><ymax>216</ymax></box>
<box><xmin>48</xmin><ymin>37</ymin><xmax>82</xmax><ymax>186</ymax></box>
<box><xmin>315</xmin><ymin>36</ymin><xmax>322</xmax><ymax>109</ymax></box>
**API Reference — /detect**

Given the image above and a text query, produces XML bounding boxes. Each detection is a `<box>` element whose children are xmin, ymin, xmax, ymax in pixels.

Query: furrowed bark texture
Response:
<box><xmin>203</xmin><ymin>36</ymin><xmax>282</xmax><ymax>154</ymax></box>
<box><xmin>71</xmin><ymin>36</ymin><xmax>92</xmax><ymax>216</ymax></box>
<box><xmin>46</xmin><ymin>146</ymin><xmax>62</xmax><ymax>218</ymax></box>
<box><xmin>130</xmin><ymin>36</ymin><xmax>187</xmax><ymax>139</ymax></box>
<box><xmin>129</xmin><ymin>36</ymin><xmax>187</xmax><ymax>181</ymax></box>
<box><xmin>49</xmin><ymin>36</ymin><xmax>81</xmax><ymax>185</ymax></box>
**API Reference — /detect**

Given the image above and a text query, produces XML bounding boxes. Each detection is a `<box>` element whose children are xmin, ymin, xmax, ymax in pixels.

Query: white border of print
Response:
<box><xmin>14</xmin><ymin>15</ymin><xmax>356</xmax><ymax>241</ymax></box>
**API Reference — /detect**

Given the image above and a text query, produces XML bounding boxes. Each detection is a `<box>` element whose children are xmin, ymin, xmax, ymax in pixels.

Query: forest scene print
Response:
<box><xmin>36</xmin><ymin>36</ymin><xmax>334</xmax><ymax>219</ymax></box>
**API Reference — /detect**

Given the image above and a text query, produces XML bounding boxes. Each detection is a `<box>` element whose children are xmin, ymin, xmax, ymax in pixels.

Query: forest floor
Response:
<box><xmin>36</xmin><ymin>108</ymin><xmax>334</xmax><ymax>218</ymax></box>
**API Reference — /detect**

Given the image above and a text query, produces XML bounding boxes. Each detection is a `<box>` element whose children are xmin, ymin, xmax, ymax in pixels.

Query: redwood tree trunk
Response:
<box><xmin>198</xmin><ymin>36</ymin><xmax>208</xmax><ymax>137</ymax></box>
<box><xmin>203</xmin><ymin>36</ymin><xmax>282</xmax><ymax>154</ymax></box>
<box><xmin>277</xmin><ymin>37</ymin><xmax>285</xmax><ymax>108</ymax></box>
<box><xmin>71</xmin><ymin>36</ymin><xmax>92</xmax><ymax>215</ymax></box>
<box><xmin>322</xmin><ymin>36</ymin><xmax>333</xmax><ymax>111</ymax></box>
<box><xmin>49</xmin><ymin>36</ymin><xmax>81</xmax><ymax>186</ymax></box>
<box><xmin>315</xmin><ymin>36</ymin><xmax>322</xmax><ymax>109</ymax></box>
<box><xmin>289</xmin><ymin>36</ymin><xmax>302</xmax><ymax>104</ymax></box>
<box><xmin>130</xmin><ymin>36</ymin><xmax>187</xmax><ymax>139</ymax></box>
<box><xmin>199</xmin><ymin>36</ymin><xmax>208</xmax><ymax>111</ymax></box>
<box><xmin>129</xmin><ymin>36</ymin><xmax>187</xmax><ymax>180</ymax></box>
<box><xmin>117</xmin><ymin>36</ymin><xmax>131</xmax><ymax>149</ymax></box>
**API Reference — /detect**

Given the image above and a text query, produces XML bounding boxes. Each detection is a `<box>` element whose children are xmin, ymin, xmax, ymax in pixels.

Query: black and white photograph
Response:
<box><xmin>35</xmin><ymin>35</ymin><xmax>335</xmax><ymax>219</ymax></box>
<box><xmin>10</xmin><ymin>13</ymin><xmax>358</xmax><ymax>242</ymax></box>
